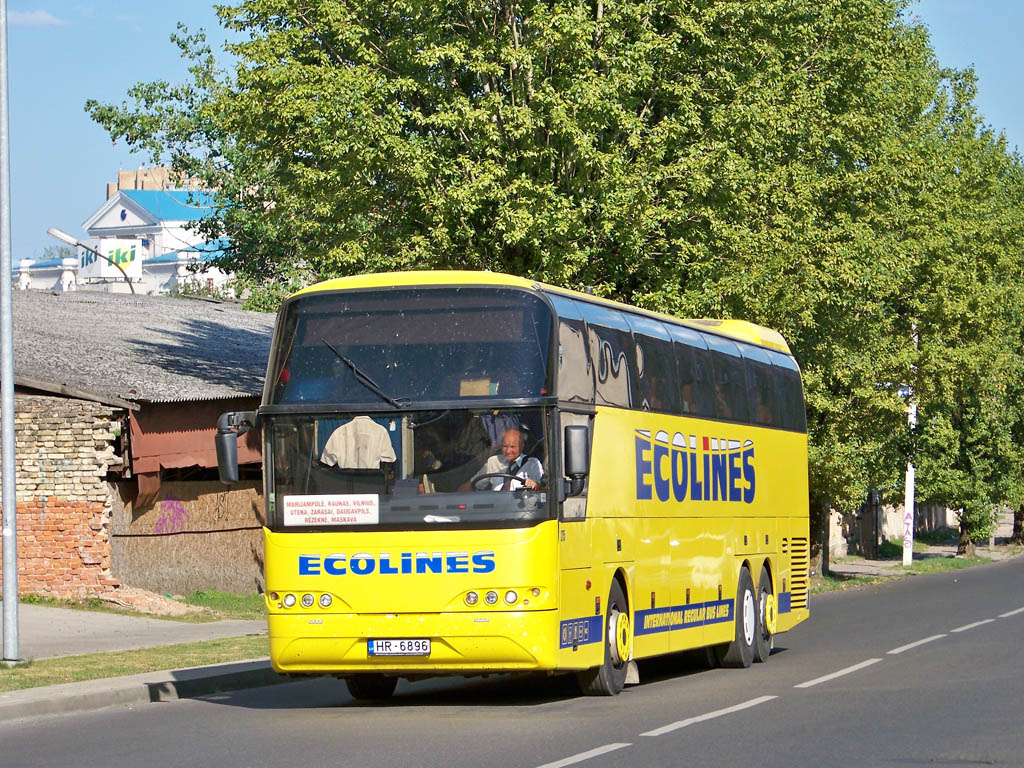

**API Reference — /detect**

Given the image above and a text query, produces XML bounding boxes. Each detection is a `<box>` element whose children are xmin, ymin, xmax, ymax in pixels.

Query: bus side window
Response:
<box><xmin>577</xmin><ymin>302</ymin><xmax>638</xmax><ymax>409</ymax></box>
<box><xmin>740</xmin><ymin>343</ymin><xmax>780</xmax><ymax>427</ymax></box>
<box><xmin>703</xmin><ymin>333</ymin><xmax>750</xmax><ymax>423</ymax></box>
<box><xmin>626</xmin><ymin>314</ymin><xmax>679</xmax><ymax>413</ymax></box>
<box><xmin>769</xmin><ymin>350</ymin><xmax>807</xmax><ymax>432</ymax></box>
<box><xmin>548</xmin><ymin>296</ymin><xmax>596</xmax><ymax>403</ymax></box>
<box><xmin>668</xmin><ymin>324</ymin><xmax>714</xmax><ymax>417</ymax></box>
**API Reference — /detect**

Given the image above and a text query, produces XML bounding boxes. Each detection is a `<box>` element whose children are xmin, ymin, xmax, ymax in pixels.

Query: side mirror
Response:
<box><xmin>216</xmin><ymin>411</ymin><xmax>258</xmax><ymax>485</ymax></box>
<box><xmin>563</xmin><ymin>424</ymin><xmax>590</xmax><ymax>497</ymax></box>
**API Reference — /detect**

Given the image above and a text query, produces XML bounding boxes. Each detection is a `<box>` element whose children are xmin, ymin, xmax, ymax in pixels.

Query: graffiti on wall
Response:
<box><xmin>154</xmin><ymin>497</ymin><xmax>189</xmax><ymax>535</ymax></box>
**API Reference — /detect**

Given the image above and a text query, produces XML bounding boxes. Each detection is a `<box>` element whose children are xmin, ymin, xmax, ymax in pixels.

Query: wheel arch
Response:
<box><xmin>759</xmin><ymin>556</ymin><xmax>775</xmax><ymax>593</ymax></box>
<box><xmin>610</xmin><ymin>567</ymin><xmax>631</xmax><ymax>623</ymax></box>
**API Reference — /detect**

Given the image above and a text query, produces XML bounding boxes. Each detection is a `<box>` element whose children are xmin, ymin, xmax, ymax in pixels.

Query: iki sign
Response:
<box><xmin>78</xmin><ymin>238</ymin><xmax>144</xmax><ymax>281</ymax></box>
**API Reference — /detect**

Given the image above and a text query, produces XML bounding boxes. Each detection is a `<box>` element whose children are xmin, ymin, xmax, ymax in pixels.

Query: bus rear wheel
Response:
<box><xmin>345</xmin><ymin>674</ymin><xmax>398</xmax><ymax>701</ymax></box>
<box><xmin>576</xmin><ymin>580</ymin><xmax>630</xmax><ymax>696</ymax></box>
<box><xmin>715</xmin><ymin>566</ymin><xmax>756</xmax><ymax>669</ymax></box>
<box><xmin>754</xmin><ymin>565</ymin><xmax>774</xmax><ymax>663</ymax></box>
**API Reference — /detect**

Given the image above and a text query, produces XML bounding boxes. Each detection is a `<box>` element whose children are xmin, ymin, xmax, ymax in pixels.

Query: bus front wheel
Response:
<box><xmin>345</xmin><ymin>674</ymin><xmax>398</xmax><ymax>701</ymax></box>
<box><xmin>715</xmin><ymin>566</ymin><xmax>756</xmax><ymax>669</ymax></box>
<box><xmin>576</xmin><ymin>580</ymin><xmax>630</xmax><ymax>696</ymax></box>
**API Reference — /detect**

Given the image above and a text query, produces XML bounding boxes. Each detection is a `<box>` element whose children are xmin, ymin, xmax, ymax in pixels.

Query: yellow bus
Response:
<box><xmin>216</xmin><ymin>271</ymin><xmax>809</xmax><ymax>698</ymax></box>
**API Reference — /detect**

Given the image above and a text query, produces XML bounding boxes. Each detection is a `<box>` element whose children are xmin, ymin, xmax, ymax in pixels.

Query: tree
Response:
<box><xmin>87</xmin><ymin>0</ymin><xmax>1024</xmax><ymax>550</ymax></box>
<box><xmin>903</xmin><ymin>71</ymin><xmax>1024</xmax><ymax>555</ymax></box>
<box><xmin>41</xmin><ymin>244</ymin><xmax>75</xmax><ymax>261</ymax></box>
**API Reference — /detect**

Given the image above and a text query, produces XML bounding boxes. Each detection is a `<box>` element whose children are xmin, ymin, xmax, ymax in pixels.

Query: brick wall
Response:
<box><xmin>0</xmin><ymin>394</ymin><xmax>124</xmax><ymax>598</ymax></box>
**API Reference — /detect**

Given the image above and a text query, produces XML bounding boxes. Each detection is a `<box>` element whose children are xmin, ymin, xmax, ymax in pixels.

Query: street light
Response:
<box><xmin>46</xmin><ymin>227</ymin><xmax>135</xmax><ymax>294</ymax></box>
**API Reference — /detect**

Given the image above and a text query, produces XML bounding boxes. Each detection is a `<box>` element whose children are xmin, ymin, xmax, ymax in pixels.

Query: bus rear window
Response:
<box><xmin>266</xmin><ymin>288</ymin><xmax>553</xmax><ymax>406</ymax></box>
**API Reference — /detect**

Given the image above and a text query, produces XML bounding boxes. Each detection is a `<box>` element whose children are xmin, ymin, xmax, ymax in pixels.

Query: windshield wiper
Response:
<box><xmin>321</xmin><ymin>338</ymin><xmax>411</xmax><ymax>408</ymax></box>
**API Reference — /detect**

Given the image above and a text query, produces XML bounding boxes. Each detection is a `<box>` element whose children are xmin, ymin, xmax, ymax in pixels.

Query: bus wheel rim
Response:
<box><xmin>742</xmin><ymin>590</ymin><xmax>756</xmax><ymax>646</ymax></box>
<box><xmin>609</xmin><ymin>609</ymin><xmax>630</xmax><ymax>666</ymax></box>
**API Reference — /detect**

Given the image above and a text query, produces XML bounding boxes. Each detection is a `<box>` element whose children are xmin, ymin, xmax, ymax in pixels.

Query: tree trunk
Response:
<box><xmin>809</xmin><ymin>497</ymin><xmax>830</xmax><ymax>576</ymax></box>
<box><xmin>957</xmin><ymin>518</ymin><xmax>975</xmax><ymax>557</ymax></box>
<box><xmin>1013</xmin><ymin>504</ymin><xmax>1023</xmax><ymax>545</ymax></box>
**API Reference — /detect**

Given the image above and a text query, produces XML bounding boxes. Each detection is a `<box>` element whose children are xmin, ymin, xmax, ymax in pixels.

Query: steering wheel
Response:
<box><xmin>471</xmin><ymin>472</ymin><xmax>523</xmax><ymax>491</ymax></box>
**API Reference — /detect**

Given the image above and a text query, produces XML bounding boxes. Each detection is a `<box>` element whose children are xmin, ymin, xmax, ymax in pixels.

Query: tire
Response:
<box><xmin>576</xmin><ymin>579</ymin><xmax>631</xmax><ymax>696</ymax></box>
<box><xmin>702</xmin><ymin>644</ymin><xmax>725</xmax><ymax>669</ymax></box>
<box><xmin>345</xmin><ymin>674</ymin><xmax>398</xmax><ymax>701</ymax></box>
<box><xmin>716</xmin><ymin>567</ymin><xmax>756</xmax><ymax>669</ymax></box>
<box><xmin>754</xmin><ymin>564</ymin><xmax>774</xmax><ymax>663</ymax></box>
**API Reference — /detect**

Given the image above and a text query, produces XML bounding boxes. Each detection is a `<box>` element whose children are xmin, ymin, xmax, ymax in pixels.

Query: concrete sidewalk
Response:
<box><xmin>828</xmin><ymin>541</ymin><xmax>1021</xmax><ymax>579</ymax></box>
<box><xmin>14</xmin><ymin>603</ymin><xmax>266</xmax><ymax>659</ymax></box>
<box><xmin>0</xmin><ymin>603</ymin><xmax>283</xmax><ymax>724</ymax></box>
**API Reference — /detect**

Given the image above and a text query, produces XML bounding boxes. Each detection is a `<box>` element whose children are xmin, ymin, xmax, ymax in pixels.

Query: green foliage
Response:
<box><xmin>86</xmin><ymin>0</ymin><xmax>1024</xmax><ymax>544</ymax></box>
<box><xmin>914</xmin><ymin>527</ymin><xmax>959</xmax><ymax>546</ymax></box>
<box><xmin>183</xmin><ymin>589</ymin><xmax>266</xmax><ymax>620</ymax></box>
<box><xmin>41</xmin><ymin>244</ymin><xmax>76</xmax><ymax>261</ymax></box>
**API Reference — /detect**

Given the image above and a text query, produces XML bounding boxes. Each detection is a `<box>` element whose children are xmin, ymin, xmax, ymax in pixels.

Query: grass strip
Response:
<box><xmin>14</xmin><ymin>591</ymin><xmax>267</xmax><ymax>623</ymax></box>
<box><xmin>812</xmin><ymin>552</ymin><xmax>1004</xmax><ymax>594</ymax></box>
<box><xmin>0</xmin><ymin>635</ymin><xmax>269</xmax><ymax>693</ymax></box>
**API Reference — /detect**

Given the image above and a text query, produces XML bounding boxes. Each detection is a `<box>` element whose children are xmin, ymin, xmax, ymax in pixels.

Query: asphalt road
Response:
<box><xmin>2</xmin><ymin>557</ymin><xmax>1022</xmax><ymax>768</ymax></box>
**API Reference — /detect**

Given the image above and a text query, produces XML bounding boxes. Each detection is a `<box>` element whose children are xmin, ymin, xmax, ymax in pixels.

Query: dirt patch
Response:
<box><xmin>99</xmin><ymin>586</ymin><xmax>210</xmax><ymax>617</ymax></box>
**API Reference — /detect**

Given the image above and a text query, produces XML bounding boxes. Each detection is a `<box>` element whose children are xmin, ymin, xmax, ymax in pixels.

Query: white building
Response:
<box><xmin>18</xmin><ymin>189</ymin><xmax>233</xmax><ymax>295</ymax></box>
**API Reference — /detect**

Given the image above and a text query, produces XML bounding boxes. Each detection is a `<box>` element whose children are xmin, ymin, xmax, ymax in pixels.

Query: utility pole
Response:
<box><xmin>0</xmin><ymin>0</ymin><xmax>22</xmax><ymax>664</ymax></box>
<box><xmin>902</xmin><ymin>374</ymin><xmax>918</xmax><ymax>568</ymax></box>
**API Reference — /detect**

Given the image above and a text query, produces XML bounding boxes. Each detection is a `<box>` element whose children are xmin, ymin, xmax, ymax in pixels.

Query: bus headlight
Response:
<box><xmin>504</xmin><ymin>590</ymin><xmax>518</xmax><ymax>605</ymax></box>
<box><xmin>301</xmin><ymin>593</ymin><xmax>315</xmax><ymax>608</ymax></box>
<box><xmin>283</xmin><ymin>594</ymin><xmax>297</xmax><ymax>608</ymax></box>
<box><xmin>319</xmin><ymin>594</ymin><xmax>333</xmax><ymax>608</ymax></box>
<box><xmin>465</xmin><ymin>591</ymin><xmax>479</xmax><ymax>606</ymax></box>
<box><xmin>484</xmin><ymin>591</ymin><xmax>498</xmax><ymax>605</ymax></box>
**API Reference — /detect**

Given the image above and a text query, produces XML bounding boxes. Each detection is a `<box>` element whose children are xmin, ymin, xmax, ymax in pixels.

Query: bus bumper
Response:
<box><xmin>268</xmin><ymin>609</ymin><xmax>560</xmax><ymax>675</ymax></box>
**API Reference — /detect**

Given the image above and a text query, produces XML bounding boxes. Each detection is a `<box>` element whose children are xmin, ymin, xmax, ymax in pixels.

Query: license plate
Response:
<box><xmin>368</xmin><ymin>638</ymin><xmax>431</xmax><ymax>656</ymax></box>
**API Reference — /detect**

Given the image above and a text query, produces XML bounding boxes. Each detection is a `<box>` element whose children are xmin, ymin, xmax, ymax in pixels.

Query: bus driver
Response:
<box><xmin>463</xmin><ymin>428</ymin><xmax>543</xmax><ymax>491</ymax></box>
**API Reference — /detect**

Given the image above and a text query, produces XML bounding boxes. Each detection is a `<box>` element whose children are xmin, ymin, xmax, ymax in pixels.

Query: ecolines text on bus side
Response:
<box><xmin>635</xmin><ymin>429</ymin><xmax>755</xmax><ymax>504</ymax></box>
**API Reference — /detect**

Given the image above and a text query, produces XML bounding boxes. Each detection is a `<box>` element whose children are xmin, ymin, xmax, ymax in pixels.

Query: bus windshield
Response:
<box><xmin>265</xmin><ymin>407</ymin><xmax>552</xmax><ymax>530</ymax></box>
<box><xmin>266</xmin><ymin>287</ymin><xmax>553</xmax><ymax>406</ymax></box>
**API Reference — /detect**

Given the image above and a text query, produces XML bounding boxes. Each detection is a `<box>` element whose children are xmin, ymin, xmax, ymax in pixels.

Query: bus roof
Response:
<box><xmin>293</xmin><ymin>271</ymin><xmax>793</xmax><ymax>354</ymax></box>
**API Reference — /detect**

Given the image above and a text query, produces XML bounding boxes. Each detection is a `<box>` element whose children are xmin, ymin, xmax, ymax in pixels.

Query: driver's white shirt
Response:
<box><xmin>472</xmin><ymin>453</ymin><xmax>543</xmax><ymax>491</ymax></box>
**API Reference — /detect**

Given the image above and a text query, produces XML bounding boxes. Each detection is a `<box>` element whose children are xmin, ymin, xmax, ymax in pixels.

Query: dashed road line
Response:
<box><xmin>536</xmin><ymin>607</ymin><xmax>1018</xmax><ymax>768</ymax></box>
<box><xmin>640</xmin><ymin>695</ymin><xmax>777</xmax><ymax>737</ymax></box>
<box><xmin>794</xmin><ymin>658</ymin><xmax>882</xmax><ymax>688</ymax></box>
<box><xmin>950</xmin><ymin>619</ymin><xmax>995</xmax><ymax>633</ymax></box>
<box><xmin>534</xmin><ymin>743</ymin><xmax>632</xmax><ymax>768</ymax></box>
<box><xmin>887</xmin><ymin>634</ymin><xmax>947</xmax><ymax>655</ymax></box>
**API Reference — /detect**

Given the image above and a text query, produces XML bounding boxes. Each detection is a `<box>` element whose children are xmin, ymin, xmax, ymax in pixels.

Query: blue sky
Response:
<box><xmin>5</xmin><ymin>1</ymin><xmax>1023</xmax><ymax>263</ymax></box>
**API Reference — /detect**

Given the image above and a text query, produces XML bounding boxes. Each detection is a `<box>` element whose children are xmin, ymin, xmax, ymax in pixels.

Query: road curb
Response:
<box><xmin>0</xmin><ymin>658</ymin><xmax>288</xmax><ymax>724</ymax></box>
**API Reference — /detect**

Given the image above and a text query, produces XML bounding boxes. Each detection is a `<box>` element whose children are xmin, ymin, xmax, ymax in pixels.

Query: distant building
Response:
<box><xmin>17</xmin><ymin>168</ymin><xmax>233</xmax><ymax>295</ymax></box>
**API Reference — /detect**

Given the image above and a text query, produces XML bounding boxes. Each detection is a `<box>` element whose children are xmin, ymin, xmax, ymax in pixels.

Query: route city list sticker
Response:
<box><xmin>282</xmin><ymin>494</ymin><xmax>380</xmax><ymax>526</ymax></box>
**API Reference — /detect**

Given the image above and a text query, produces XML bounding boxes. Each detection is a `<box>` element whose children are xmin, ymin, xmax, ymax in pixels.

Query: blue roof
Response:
<box><xmin>148</xmin><ymin>238</ymin><xmax>230</xmax><ymax>264</ymax></box>
<box><xmin>12</xmin><ymin>258</ymin><xmax>62</xmax><ymax>273</ymax></box>
<box><xmin>121</xmin><ymin>190</ymin><xmax>215</xmax><ymax>222</ymax></box>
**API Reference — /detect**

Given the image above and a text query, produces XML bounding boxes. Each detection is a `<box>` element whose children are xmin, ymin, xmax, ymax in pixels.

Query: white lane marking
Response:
<box><xmin>887</xmin><ymin>634</ymin><xmax>947</xmax><ymax>655</ymax></box>
<box><xmin>950</xmin><ymin>619</ymin><xmax>995</xmax><ymax>633</ymax></box>
<box><xmin>640</xmin><ymin>695</ymin><xmax>777</xmax><ymax>737</ymax></box>
<box><xmin>534</xmin><ymin>743</ymin><xmax>632</xmax><ymax>768</ymax></box>
<box><xmin>794</xmin><ymin>658</ymin><xmax>882</xmax><ymax>688</ymax></box>
<box><xmin>999</xmin><ymin>606</ymin><xmax>1024</xmax><ymax>618</ymax></box>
